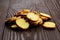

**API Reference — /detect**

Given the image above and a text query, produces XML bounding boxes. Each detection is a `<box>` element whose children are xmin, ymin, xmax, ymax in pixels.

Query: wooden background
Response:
<box><xmin>0</xmin><ymin>0</ymin><xmax>60</xmax><ymax>40</ymax></box>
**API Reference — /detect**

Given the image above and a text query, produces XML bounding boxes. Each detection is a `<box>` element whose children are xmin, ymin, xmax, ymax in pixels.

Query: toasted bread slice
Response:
<box><xmin>33</xmin><ymin>11</ymin><xmax>40</xmax><ymax>16</ymax></box>
<box><xmin>33</xmin><ymin>18</ymin><xmax>43</xmax><ymax>25</ymax></box>
<box><xmin>16</xmin><ymin>9</ymin><xmax>30</xmax><ymax>16</ymax></box>
<box><xmin>16</xmin><ymin>18</ymin><xmax>29</xmax><ymax>29</ymax></box>
<box><xmin>11</xmin><ymin>25</ymin><xmax>17</xmax><ymax>28</ymax></box>
<box><xmin>27</xmin><ymin>12</ymin><xmax>39</xmax><ymax>21</ymax></box>
<box><xmin>33</xmin><ymin>11</ymin><xmax>38</xmax><ymax>14</ymax></box>
<box><xmin>6</xmin><ymin>16</ymin><xmax>21</xmax><ymax>22</ymax></box>
<box><xmin>6</xmin><ymin>17</ymin><xmax>18</xmax><ymax>22</ymax></box>
<box><xmin>38</xmin><ymin>18</ymin><xmax>43</xmax><ymax>25</ymax></box>
<box><xmin>22</xmin><ymin>9</ymin><xmax>30</xmax><ymax>13</ymax></box>
<box><xmin>43</xmin><ymin>22</ymin><xmax>56</xmax><ymax>28</ymax></box>
<box><xmin>40</xmin><ymin>13</ymin><xmax>51</xmax><ymax>18</ymax></box>
<box><xmin>17</xmin><ymin>11</ymin><xmax>28</xmax><ymax>16</ymax></box>
<box><xmin>40</xmin><ymin>16</ymin><xmax>48</xmax><ymax>20</ymax></box>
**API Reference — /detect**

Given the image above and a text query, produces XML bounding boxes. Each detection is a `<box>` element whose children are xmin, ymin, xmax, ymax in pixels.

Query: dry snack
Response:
<box><xmin>27</xmin><ymin>12</ymin><xmax>39</xmax><ymax>21</ymax></box>
<box><xmin>43</xmin><ymin>22</ymin><xmax>56</xmax><ymax>28</ymax></box>
<box><xmin>11</xmin><ymin>25</ymin><xmax>17</xmax><ymax>28</ymax></box>
<box><xmin>6</xmin><ymin>16</ymin><xmax>21</xmax><ymax>22</ymax></box>
<box><xmin>38</xmin><ymin>18</ymin><xmax>43</xmax><ymax>25</ymax></box>
<box><xmin>22</xmin><ymin>9</ymin><xmax>30</xmax><ymax>13</ymax></box>
<box><xmin>15</xmin><ymin>11</ymin><xmax>27</xmax><ymax>16</ymax></box>
<box><xmin>7</xmin><ymin>17</ymin><xmax>17</xmax><ymax>22</ymax></box>
<box><xmin>40</xmin><ymin>13</ymin><xmax>51</xmax><ymax>20</ymax></box>
<box><xmin>16</xmin><ymin>18</ymin><xmax>29</xmax><ymax>29</ymax></box>
<box><xmin>5</xmin><ymin>9</ymin><xmax>56</xmax><ymax>30</ymax></box>
<box><xmin>40</xmin><ymin>16</ymin><xmax>48</xmax><ymax>20</ymax></box>
<box><xmin>33</xmin><ymin>11</ymin><xmax>38</xmax><ymax>14</ymax></box>
<box><xmin>33</xmin><ymin>18</ymin><xmax>43</xmax><ymax>25</ymax></box>
<box><xmin>40</xmin><ymin>13</ymin><xmax>51</xmax><ymax>18</ymax></box>
<box><xmin>15</xmin><ymin>9</ymin><xmax>30</xmax><ymax>16</ymax></box>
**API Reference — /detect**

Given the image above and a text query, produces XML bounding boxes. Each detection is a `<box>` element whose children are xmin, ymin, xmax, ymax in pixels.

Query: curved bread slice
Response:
<box><xmin>43</xmin><ymin>22</ymin><xmax>56</xmax><ymax>28</ymax></box>
<box><xmin>40</xmin><ymin>16</ymin><xmax>48</xmax><ymax>20</ymax></box>
<box><xmin>22</xmin><ymin>9</ymin><xmax>30</xmax><ymax>13</ymax></box>
<box><xmin>16</xmin><ymin>18</ymin><xmax>29</xmax><ymax>29</ymax></box>
<box><xmin>40</xmin><ymin>13</ymin><xmax>51</xmax><ymax>18</ymax></box>
<box><xmin>27</xmin><ymin>12</ymin><xmax>39</xmax><ymax>21</ymax></box>
<box><xmin>34</xmin><ymin>18</ymin><xmax>43</xmax><ymax>25</ymax></box>
<box><xmin>11</xmin><ymin>25</ymin><xmax>17</xmax><ymax>28</ymax></box>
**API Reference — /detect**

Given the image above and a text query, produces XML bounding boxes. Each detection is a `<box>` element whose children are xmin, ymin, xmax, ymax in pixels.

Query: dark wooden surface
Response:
<box><xmin>0</xmin><ymin>0</ymin><xmax>60</xmax><ymax>40</ymax></box>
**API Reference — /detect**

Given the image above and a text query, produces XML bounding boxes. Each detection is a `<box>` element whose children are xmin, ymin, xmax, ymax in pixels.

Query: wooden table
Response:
<box><xmin>0</xmin><ymin>0</ymin><xmax>60</xmax><ymax>40</ymax></box>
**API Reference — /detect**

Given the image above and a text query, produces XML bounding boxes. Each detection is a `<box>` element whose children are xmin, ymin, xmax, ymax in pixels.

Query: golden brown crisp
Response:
<box><xmin>11</xmin><ymin>25</ymin><xmax>17</xmax><ymax>28</ymax></box>
<box><xmin>7</xmin><ymin>17</ymin><xmax>17</xmax><ymax>22</ymax></box>
<box><xmin>33</xmin><ymin>18</ymin><xmax>43</xmax><ymax>25</ymax></box>
<box><xmin>27</xmin><ymin>12</ymin><xmax>39</xmax><ymax>21</ymax></box>
<box><xmin>43</xmin><ymin>22</ymin><xmax>56</xmax><ymax>28</ymax></box>
<box><xmin>16</xmin><ymin>18</ymin><xmax>29</xmax><ymax>29</ymax></box>
<box><xmin>40</xmin><ymin>16</ymin><xmax>48</xmax><ymax>20</ymax></box>
<box><xmin>40</xmin><ymin>13</ymin><xmax>51</xmax><ymax>18</ymax></box>
<box><xmin>22</xmin><ymin>9</ymin><xmax>30</xmax><ymax>13</ymax></box>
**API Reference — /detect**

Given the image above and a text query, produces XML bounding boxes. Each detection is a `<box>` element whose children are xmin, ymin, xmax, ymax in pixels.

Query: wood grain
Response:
<box><xmin>0</xmin><ymin>0</ymin><xmax>60</xmax><ymax>40</ymax></box>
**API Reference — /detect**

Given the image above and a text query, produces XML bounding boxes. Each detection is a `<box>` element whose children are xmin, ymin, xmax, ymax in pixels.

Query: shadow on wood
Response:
<box><xmin>5</xmin><ymin>21</ymin><xmax>40</xmax><ymax>32</ymax></box>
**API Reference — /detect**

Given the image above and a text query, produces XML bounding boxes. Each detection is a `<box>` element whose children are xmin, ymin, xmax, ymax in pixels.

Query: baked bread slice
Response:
<box><xmin>16</xmin><ymin>18</ymin><xmax>29</xmax><ymax>29</ymax></box>
<box><xmin>34</xmin><ymin>18</ymin><xmax>43</xmax><ymax>25</ymax></box>
<box><xmin>40</xmin><ymin>13</ymin><xmax>51</xmax><ymax>18</ymax></box>
<box><xmin>27</xmin><ymin>12</ymin><xmax>39</xmax><ymax>21</ymax></box>
<box><xmin>43</xmin><ymin>22</ymin><xmax>56</xmax><ymax>28</ymax></box>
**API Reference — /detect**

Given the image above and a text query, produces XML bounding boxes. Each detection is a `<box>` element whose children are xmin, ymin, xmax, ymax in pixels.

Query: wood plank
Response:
<box><xmin>44</xmin><ymin>0</ymin><xmax>60</xmax><ymax>32</ymax></box>
<box><xmin>43</xmin><ymin>0</ymin><xmax>60</xmax><ymax>40</ymax></box>
<box><xmin>0</xmin><ymin>0</ymin><xmax>9</xmax><ymax>40</ymax></box>
<box><xmin>2</xmin><ymin>0</ymin><xmax>43</xmax><ymax>40</ymax></box>
<box><xmin>36</xmin><ymin>0</ymin><xmax>60</xmax><ymax>40</ymax></box>
<box><xmin>53</xmin><ymin>0</ymin><xmax>60</xmax><ymax>10</ymax></box>
<box><xmin>2</xmin><ymin>0</ymin><xmax>60</xmax><ymax>40</ymax></box>
<box><xmin>35</xmin><ymin>0</ymin><xmax>50</xmax><ymax>40</ymax></box>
